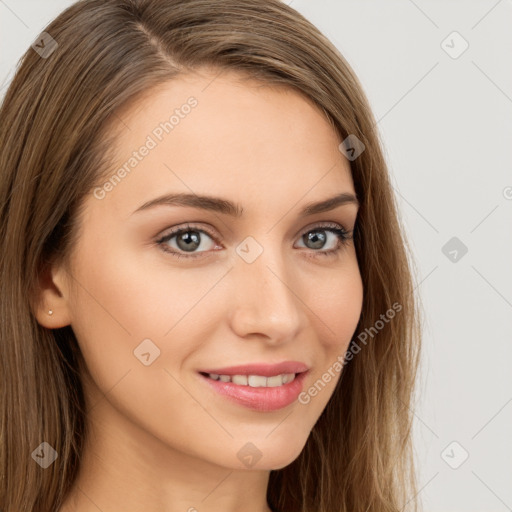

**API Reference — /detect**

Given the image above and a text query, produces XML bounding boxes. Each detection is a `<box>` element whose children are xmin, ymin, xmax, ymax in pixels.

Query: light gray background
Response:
<box><xmin>1</xmin><ymin>1</ymin><xmax>511</xmax><ymax>511</ymax></box>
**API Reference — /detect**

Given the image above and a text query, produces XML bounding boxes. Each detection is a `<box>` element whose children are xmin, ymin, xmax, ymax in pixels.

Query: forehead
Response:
<box><xmin>93</xmin><ymin>68</ymin><xmax>355</xmax><ymax>218</ymax></box>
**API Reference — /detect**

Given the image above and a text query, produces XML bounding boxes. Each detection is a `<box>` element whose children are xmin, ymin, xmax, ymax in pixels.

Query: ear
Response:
<box><xmin>32</xmin><ymin>258</ymin><xmax>73</xmax><ymax>329</ymax></box>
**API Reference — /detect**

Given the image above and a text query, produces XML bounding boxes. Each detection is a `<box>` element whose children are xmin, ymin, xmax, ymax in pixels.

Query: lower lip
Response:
<box><xmin>198</xmin><ymin>371</ymin><xmax>309</xmax><ymax>412</ymax></box>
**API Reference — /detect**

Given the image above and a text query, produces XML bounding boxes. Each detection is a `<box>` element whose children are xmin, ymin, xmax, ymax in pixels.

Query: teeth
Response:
<box><xmin>207</xmin><ymin>372</ymin><xmax>296</xmax><ymax>387</ymax></box>
<box><xmin>232</xmin><ymin>375</ymin><xmax>248</xmax><ymax>385</ymax></box>
<box><xmin>266</xmin><ymin>374</ymin><xmax>285</xmax><ymax>387</ymax></box>
<box><xmin>247</xmin><ymin>375</ymin><xmax>266</xmax><ymax>387</ymax></box>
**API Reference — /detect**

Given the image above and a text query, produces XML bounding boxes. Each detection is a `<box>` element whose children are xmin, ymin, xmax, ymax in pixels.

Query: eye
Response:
<box><xmin>155</xmin><ymin>222</ymin><xmax>353</xmax><ymax>260</ymax></box>
<box><xmin>156</xmin><ymin>223</ymin><xmax>220</xmax><ymax>260</ymax></box>
<box><xmin>294</xmin><ymin>222</ymin><xmax>352</xmax><ymax>258</ymax></box>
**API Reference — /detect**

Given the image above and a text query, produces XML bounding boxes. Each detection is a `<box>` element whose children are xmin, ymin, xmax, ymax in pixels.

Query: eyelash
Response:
<box><xmin>155</xmin><ymin>222</ymin><xmax>353</xmax><ymax>261</ymax></box>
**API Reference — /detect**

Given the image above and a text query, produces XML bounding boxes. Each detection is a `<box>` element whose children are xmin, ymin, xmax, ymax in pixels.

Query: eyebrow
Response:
<box><xmin>132</xmin><ymin>191</ymin><xmax>359</xmax><ymax>217</ymax></box>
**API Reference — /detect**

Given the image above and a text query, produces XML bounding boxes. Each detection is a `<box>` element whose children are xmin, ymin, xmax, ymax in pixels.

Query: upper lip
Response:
<box><xmin>198</xmin><ymin>361</ymin><xmax>310</xmax><ymax>377</ymax></box>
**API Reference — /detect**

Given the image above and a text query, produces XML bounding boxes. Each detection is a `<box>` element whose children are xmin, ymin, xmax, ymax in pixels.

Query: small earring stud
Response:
<box><xmin>48</xmin><ymin>310</ymin><xmax>53</xmax><ymax>315</ymax></box>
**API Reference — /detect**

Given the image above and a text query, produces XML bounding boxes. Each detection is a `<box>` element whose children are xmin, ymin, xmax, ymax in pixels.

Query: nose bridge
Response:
<box><xmin>229</xmin><ymin>236</ymin><xmax>304</xmax><ymax>340</ymax></box>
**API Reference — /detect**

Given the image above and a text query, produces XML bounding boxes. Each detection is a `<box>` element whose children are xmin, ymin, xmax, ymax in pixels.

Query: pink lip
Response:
<box><xmin>198</xmin><ymin>361</ymin><xmax>309</xmax><ymax>377</ymax></box>
<box><xmin>198</xmin><ymin>366</ymin><xmax>310</xmax><ymax>412</ymax></box>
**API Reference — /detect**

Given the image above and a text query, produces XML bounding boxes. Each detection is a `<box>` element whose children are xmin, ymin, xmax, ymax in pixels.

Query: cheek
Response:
<box><xmin>66</xmin><ymin>247</ymin><xmax>230</xmax><ymax>454</ymax></box>
<box><xmin>310</xmin><ymin>260</ymin><xmax>363</xmax><ymax>349</ymax></box>
<box><xmin>297</xmin><ymin>261</ymin><xmax>363</xmax><ymax>406</ymax></box>
<box><xmin>71</xmin><ymin>234</ymin><xmax>221</xmax><ymax>333</ymax></box>
<box><xmin>67</xmin><ymin>242</ymin><xmax>227</xmax><ymax>381</ymax></box>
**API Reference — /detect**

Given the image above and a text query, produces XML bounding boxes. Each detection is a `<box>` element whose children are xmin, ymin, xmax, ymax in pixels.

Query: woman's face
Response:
<box><xmin>48</xmin><ymin>69</ymin><xmax>363</xmax><ymax>471</ymax></box>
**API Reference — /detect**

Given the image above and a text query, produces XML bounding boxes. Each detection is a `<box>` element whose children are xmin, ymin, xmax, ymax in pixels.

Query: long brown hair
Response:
<box><xmin>0</xmin><ymin>1</ymin><xmax>423</xmax><ymax>510</ymax></box>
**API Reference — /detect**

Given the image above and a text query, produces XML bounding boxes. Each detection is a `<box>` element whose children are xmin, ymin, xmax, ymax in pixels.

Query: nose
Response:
<box><xmin>228</xmin><ymin>244</ymin><xmax>305</xmax><ymax>344</ymax></box>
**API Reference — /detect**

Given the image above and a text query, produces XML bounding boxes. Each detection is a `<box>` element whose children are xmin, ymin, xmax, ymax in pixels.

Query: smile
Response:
<box><xmin>201</xmin><ymin>372</ymin><xmax>297</xmax><ymax>387</ymax></box>
<box><xmin>198</xmin><ymin>370</ymin><xmax>309</xmax><ymax>412</ymax></box>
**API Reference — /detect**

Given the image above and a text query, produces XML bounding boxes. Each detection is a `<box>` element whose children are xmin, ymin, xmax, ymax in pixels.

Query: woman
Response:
<box><xmin>0</xmin><ymin>1</ymin><xmax>423</xmax><ymax>511</ymax></box>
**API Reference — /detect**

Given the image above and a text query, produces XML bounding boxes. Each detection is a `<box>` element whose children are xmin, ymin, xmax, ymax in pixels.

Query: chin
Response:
<box><xmin>239</xmin><ymin>442</ymin><xmax>307</xmax><ymax>471</ymax></box>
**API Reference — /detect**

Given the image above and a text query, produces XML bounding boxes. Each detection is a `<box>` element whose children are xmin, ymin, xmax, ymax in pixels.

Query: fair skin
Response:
<box><xmin>35</xmin><ymin>68</ymin><xmax>363</xmax><ymax>512</ymax></box>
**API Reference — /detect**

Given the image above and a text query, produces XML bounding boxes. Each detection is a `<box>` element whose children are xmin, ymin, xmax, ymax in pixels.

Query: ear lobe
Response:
<box><xmin>32</xmin><ymin>260</ymin><xmax>73</xmax><ymax>329</ymax></box>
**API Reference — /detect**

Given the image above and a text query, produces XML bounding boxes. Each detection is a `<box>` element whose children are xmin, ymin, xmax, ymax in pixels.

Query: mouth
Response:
<box><xmin>199</xmin><ymin>372</ymin><xmax>304</xmax><ymax>388</ymax></box>
<box><xmin>197</xmin><ymin>369</ymin><xmax>310</xmax><ymax>412</ymax></box>
<box><xmin>199</xmin><ymin>371</ymin><xmax>302</xmax><ymax>388</ymax></box>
